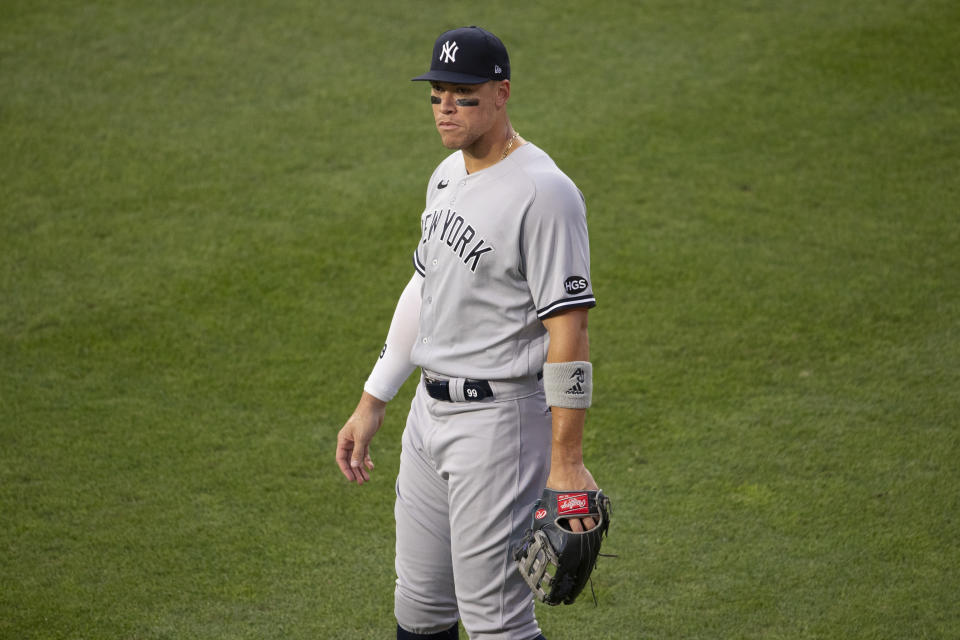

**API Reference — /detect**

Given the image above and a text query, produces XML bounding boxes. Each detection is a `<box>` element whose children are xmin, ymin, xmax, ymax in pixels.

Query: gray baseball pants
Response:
<box><xmin>394</xmin><ymin>372</ymin><xmax>551</xmax><ymax>639</ymax></box>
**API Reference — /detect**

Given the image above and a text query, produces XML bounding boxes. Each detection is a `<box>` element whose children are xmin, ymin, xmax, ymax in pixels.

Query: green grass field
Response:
<box><xmin>2</xmin><ymin>1</ymin><xmax>958</xmax><ymax>638</ymax></box>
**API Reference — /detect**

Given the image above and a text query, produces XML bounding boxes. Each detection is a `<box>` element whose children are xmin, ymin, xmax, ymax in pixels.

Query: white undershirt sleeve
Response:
<box><xmin>363</xmin><ymin>273</ymin><xmax>423</xmax><ymax>402</ymax></box>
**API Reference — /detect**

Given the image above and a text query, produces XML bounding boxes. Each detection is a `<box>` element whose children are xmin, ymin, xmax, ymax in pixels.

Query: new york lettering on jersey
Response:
<box><xmin>419</xmin><ymin>207</ymin><xmax>495</xmax><ymax>273</ymax></box>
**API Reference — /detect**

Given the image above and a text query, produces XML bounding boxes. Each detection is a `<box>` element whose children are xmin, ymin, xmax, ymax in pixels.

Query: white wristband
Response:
<box><xmin>363</xmin><ymin>274</ymin><xmax>422</xmax><ymax>402</ymax></box>
<box><xmin>543</xmin><ymin>361</ymin><xmax>592</xmax><ymax>409</ymax></box>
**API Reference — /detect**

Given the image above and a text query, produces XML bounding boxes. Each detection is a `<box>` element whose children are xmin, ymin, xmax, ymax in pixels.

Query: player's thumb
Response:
<box><xmin>350</xmin><ymin>439</ymin><xmax>369</xmax><ymax>469</ymax></box>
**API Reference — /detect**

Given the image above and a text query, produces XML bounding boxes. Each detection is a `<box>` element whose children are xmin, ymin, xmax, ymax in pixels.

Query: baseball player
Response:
<box><xmin>336</xmin><ymin>26</ymin><xmax>600</xmax><ymax>640</ymax></box>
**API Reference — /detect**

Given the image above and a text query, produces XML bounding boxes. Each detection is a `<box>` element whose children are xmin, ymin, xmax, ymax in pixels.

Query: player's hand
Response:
<box><xmin>545</xmin><ymin>463</ymin><xmax>600</xmax><ymax>533</ymax></box>
<box><xmin>336</xmin><ymin>392</ymin><xmax>387</xmax><ymax>485</ymax></box>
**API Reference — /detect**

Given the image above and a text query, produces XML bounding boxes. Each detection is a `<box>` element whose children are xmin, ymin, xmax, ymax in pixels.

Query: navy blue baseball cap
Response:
<box><xmin>412</xmin><ymin>26</ymin><xmax>510</xmax><ymax>84</ymax></box>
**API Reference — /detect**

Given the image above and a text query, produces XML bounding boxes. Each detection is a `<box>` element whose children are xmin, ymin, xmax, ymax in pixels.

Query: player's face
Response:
<box><xmin>429</xmin><ymin>81</ymin><xmax>506</xmax><ymax>151</ymax></box>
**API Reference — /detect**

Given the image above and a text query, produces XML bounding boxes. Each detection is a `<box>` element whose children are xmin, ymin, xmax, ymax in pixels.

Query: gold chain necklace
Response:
<box><xmin>500</xmin><ymin>131</ymin><xmax>521</xmax><ymax>160</ymax></box>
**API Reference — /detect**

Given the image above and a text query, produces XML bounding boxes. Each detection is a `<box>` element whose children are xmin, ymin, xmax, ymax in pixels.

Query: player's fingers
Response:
<box><xmin>566</xmin><ymin>516</ymin><xmax>597</xmax><ymax>533</ymax></box>
<box><xmin>342</xmin><ymin>458</ymin><xmax>365</xmax><ymax>484</ymax></box>
<box><xmin>345</xmin><ymin>461</ymin><xmax>365</xmax><ymax>485</ymax></box>
<box><xmin>335</xmin><ymin>440</ymin><xmax>357</xmax><ymax>482</ymax></box>
<box><xmin>336</xmin><ymin>432</ymin><xmax>370</xmax><ymax>484</ymax></box>
<box><xmin>351</xmin><ymin>443</ymin><xmax>371</xmax><ymax>484</ymax></box>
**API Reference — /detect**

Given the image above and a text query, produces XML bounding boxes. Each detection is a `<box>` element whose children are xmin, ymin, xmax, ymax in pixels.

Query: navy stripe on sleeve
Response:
<box><xmin>413</xmin><ymin>251</ymin><xmax>426</xmax><ymax>277</ymax></box>
<box><xmin>537</xmin><ymin>295</ymin><xmax>597</xmax><ymax>319</ymax></box>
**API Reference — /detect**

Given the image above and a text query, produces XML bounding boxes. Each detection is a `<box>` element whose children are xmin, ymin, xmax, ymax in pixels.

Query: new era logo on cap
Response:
<box><xmin>412</xmin><ymin>26</ymin><xmax>510</xmax><ymax>85</ymax></box>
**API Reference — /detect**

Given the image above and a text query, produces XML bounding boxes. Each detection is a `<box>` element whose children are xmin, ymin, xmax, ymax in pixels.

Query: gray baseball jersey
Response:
<box><xmin>410</xmin><ymin>142</ymin><xmax>595</xmax><ymax>380</ymax></box>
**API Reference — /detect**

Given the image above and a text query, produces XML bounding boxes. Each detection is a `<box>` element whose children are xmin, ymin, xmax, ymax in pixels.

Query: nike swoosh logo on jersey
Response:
<box><xmin>438</xmin><ymin>179</ymin><xmax>450</xmax><ymax>189</ymax></box>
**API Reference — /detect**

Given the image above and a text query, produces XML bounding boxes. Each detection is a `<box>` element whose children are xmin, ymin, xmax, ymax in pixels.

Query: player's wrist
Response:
<box><xmin>546</xmin><ymin>460</ymin><xmax>595</xmax><ymax>490</ymax></box>
<box><xmin>549</xmin><ymin>448</ymin><xmax>585</xmax><ymax>466</ymax></box>
<box><xmin>358</xmin><ymin>391</ymin><xmax>388</xmax><ymax>412</ymax></box>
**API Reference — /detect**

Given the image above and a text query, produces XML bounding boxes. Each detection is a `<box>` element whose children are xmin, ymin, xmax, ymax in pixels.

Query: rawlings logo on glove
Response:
<box><xmin>557</xmin><ymin>493</ymin><xmax>590</xmax><ymax>515</ymax></box>
<box><xmin>514</xmin><ymin>488</ymin><xmax>612</xmax><ymax>606</ymax></box>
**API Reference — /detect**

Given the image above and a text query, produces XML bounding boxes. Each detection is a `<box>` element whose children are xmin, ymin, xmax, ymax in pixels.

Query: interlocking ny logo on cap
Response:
<box><xmin>440</xmin><ymin>40</ymin><xmax>459</xmax><ymax>63</ymax></box>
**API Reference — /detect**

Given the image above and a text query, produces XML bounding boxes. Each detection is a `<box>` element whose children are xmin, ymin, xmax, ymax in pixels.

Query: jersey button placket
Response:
<box><xmin>448</xmin><ymin>178</ymin><xmax>467</xmax><ymax>206</ymax></box>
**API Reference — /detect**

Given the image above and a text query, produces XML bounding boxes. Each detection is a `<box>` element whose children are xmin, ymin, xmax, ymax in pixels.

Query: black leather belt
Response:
<box><xmin>424</xmin><ymin>377</ymin><xmax>494</xmax><ymax>402</ymax></box>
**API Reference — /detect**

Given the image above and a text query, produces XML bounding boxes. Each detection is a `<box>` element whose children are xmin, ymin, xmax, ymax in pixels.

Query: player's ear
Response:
<box><xmin>496</xmin><ymin>80</ymin><xmax>510</xmax><ymax>107</ymax></box>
